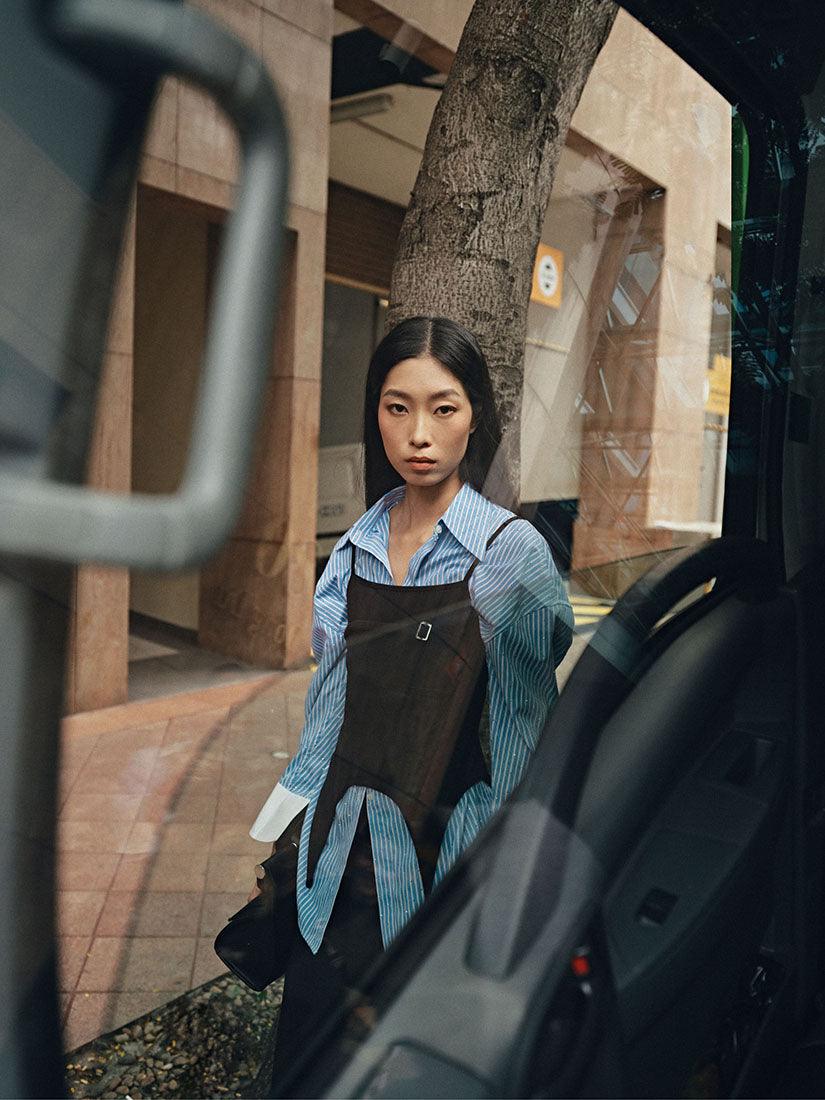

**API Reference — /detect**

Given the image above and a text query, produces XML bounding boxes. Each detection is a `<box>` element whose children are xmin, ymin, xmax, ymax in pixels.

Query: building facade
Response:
<box><xmin>66</xmin><ymin>0</ymin><xmax>730</xmax><ymax>713</ymax></box>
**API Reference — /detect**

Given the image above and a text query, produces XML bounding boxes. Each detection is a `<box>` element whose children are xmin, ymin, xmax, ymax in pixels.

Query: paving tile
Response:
<box><xmin>57</xmin><ymin>936</ymin><xmax>92</xmax><ymax>992</ymax></box>
<box><xmin>57</xmin><ymin>821</ymin><xmax>133</xmax><ymax>854</ymax></box>
<box><xmin>113</xmin><ymin>849</ymin><xmax>208</xmax><ymax>893</ymax></box>
<box><xmin>215</xmin><ymin>787</ymin><xmax>273</xmax><ymax>825</ymax></box>
<box><xmin>57</xmin><ymin>892</ymin><xmax>106</xmax><ymax>937</ymax></box>
<box><xmin>77</xmin><ymin>938</ymin><xmax>126</xmax><ymax>992</ymax></box>
<box><xmin>63</xmin><ymin>991</ymin><xmax>110</xmax><ymax>1051</ymax></box>
<box><xmin>125</xmin><ymin>820</ymin><xmax>211</xmax><ymax>855</ymax></box>
<box><xmin>193</xmin><ymin>937</ymin><xmax>228</xmax><ymax>987</ymax></box>
<box><xmin>210</xmin><ymin>822</ymin><xmax>266</xmax><ymax>856</ymax></box>
<box><xmin>69</xmin><ymin>762</ymin><xmax>154</xmax><ymax>799</ymax></box>
<box><xmin>163</xmin><ymin>707</ymin><xmax>230</xmax><ymax>750</ymax></box>
<box><xmin>137</xmin><ymin>789</ymin><xmax>218</xmax><ymax>826</ymax></box>
<box><xmin>57</xmin><ymin>851</ymin><xmax>120</xmax><ymax>894</ymax></box>
<box><xmin>59</xmin><ymin>992</ymin><xmax>72</xmax><ymax>1025</ymax></box>
<box><xmin>108</xmin><ymin>990</ymin><xmax>181</xmax><ymax>1032</ymax></box>
<box><xmin>118</xmin><ymin>936</ymin><xmax>196</xmax><ymax>993</ymax></box>
<box><xmin>206</xmin><ymin>854</ymin><xmax>259</xmax><ymax>893</ymax></box>
<box><xmin>123</xmin><ymin>821</ymin><xmax>163</xmax><ymax>856</ymax></box>
<box><xmin>200</xmin><ymin>892</ymin><xmax>249</xmax><ymax>938</ymax></box>
<box><xmin>59</xmin><ymin>791</ymin><xmax>143</xmax><ymax>823</ymax></box>
<box><xmin>60</xmin><ymin>735</ymin><xmax>101</xmax><ymax>774</ymax></box>
<box><xmin>58</xmin><ymin>767</ymin><xmax>82</xmax><ymax>809</ymax></box>
<box><xmin>97</xmin><ymin>892</ymin><xmax>202</xmax><ymax>938</ymax></box>
<box><xmin>92</xmin><ymin>721</ymin><xmax>168</xmax><ymax>757</ymax></box>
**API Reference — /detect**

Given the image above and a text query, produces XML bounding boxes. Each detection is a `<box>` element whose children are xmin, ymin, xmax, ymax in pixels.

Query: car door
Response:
<box><xmin>275</xmin><ymin>2</ymin><xmax>825</xmax><ymax>1096</ymax></box>
<box><xmin>0</xmin><ymin>3</ymin><xmax>289</xmax><ymax>1096</ymax></box>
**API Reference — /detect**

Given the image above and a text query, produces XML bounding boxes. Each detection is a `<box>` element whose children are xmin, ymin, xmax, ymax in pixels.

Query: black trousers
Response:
<box><xmin>267</xmin><ymin>809</ymin><xmax>383</xmax><ymax>1097</ymax></box>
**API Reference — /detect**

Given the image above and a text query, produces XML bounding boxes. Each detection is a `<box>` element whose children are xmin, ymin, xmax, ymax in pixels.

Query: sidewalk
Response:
<box><xmin>57</xmin><ymin>625</ymin><xmax>587</xmax><ymax>1052</ymax></box>
<box><xmin>57</xmin><ymin>668</ymin><xmax>313</xmax><ymax>1051</ymax></box>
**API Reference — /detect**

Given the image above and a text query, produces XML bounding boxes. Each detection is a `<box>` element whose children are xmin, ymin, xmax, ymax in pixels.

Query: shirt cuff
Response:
<box><xmin>249</xmin><ymin>782</ymin><xmax>310</xmax><ymax>843</ymax></box>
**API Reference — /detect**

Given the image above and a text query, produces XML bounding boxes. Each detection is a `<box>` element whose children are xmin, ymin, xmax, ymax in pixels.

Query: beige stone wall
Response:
<box><xmin>330</xmin><ymin>6</ymin><xmax>729</xmax><ymax>569</ymax></box>
<box><xmin>69</xmin><ymin>0</ymin><xmax>332</xmax><ymax>711</ymax></box>
<box><xmin>572</xmin><ymin>12</ymin><xmax>730</xmax><ymax>541</ymax></box>
<box><xmin>65</xmin><ymin>203</ymin><xmax>135</xmax><ymax>714</ymax></box>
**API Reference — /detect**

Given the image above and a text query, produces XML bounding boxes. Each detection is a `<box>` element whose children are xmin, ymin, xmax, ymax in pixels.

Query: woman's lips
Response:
<box><xmin>407</xmin><ymin>457</ymin><xmax>436</xmax><ymax>469</ymax></box>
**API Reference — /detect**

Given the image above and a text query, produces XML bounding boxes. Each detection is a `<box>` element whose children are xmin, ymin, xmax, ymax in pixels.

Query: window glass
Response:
<box><xmin>53</xmin><ymin>5</ymin><xmax>739</xmax><ymax>1096</ymax></box>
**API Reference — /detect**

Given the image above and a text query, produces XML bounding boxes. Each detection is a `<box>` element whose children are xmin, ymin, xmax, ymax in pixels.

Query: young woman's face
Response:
<box><xmin>378</xmin><ymin>355</ymin><xmax>475</xmax><ymax>489</ymax></box>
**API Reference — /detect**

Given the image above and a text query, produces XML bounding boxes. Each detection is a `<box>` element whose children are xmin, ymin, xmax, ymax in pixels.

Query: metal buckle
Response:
<box><xmin>416</xmin><ymin>621</ymin><xmax>432</xmax><ymax>641</ymax></box>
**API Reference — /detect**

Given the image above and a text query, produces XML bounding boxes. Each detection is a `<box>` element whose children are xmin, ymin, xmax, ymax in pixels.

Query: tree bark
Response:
<box><xmin>388</xmin><ymin>0</ymin><xmax>618</xmax><ymax>501</ymax></box>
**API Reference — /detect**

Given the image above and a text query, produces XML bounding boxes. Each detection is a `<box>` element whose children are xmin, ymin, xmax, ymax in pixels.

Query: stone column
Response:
<box><xmin>197</xmin><ymin>4</ymin><xmax>330</xmax><ymax>669</ymax></box>
<box><xmin>198</xmin><ymin>223</ymin><xmax>323</xmax><ymax>668</ymax></box>
<box><xmin>64</xmin><ymin>204</ymin><xmax>135</xmax><ymax>714</ymax></box>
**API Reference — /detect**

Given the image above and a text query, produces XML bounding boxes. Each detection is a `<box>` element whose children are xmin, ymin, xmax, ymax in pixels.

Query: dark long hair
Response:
<box><xmin>363</xmin><ymin>316</ymin><xmax>502</xmax><ymax>508</ymax></box>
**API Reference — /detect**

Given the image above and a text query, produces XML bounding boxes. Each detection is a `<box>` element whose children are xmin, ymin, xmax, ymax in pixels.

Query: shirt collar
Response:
<box><xmin>347</xmin><ymin>484</ymin><xmax>404</xmax><ymax>555</ymax></box>
<box><xmin>439</xmin><ymin>481</ymin><xmax>504</xmax><ymax>561</ymax></box>
<box><xmin>347</xmin><ymin>482</ymin><xmax>508</xmax><ymax>565</ymax></box>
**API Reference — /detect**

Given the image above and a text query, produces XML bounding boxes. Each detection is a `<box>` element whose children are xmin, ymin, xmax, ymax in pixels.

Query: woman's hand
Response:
<box><xmin>247</xmin><ymin>863</ymin><xmax>266</xmax><ymax>903</ymax></box>
<box><xmin>247</xmin><ymin>837</ymin><xmax>282</xmax><ymax>902</ymax></box>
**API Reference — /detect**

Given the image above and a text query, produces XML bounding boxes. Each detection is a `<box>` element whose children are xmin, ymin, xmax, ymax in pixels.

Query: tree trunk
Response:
<box><xmin>388</xmin><ymin>0</ymin><xmax>618</xmax><ymax>502</ymax></box>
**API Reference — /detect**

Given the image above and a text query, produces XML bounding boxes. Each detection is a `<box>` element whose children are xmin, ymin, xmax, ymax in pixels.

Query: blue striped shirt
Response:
<box><xmin>250</xmin><ymin>482</ymin><xmax>573</xmax><ymax>952</ymax></box>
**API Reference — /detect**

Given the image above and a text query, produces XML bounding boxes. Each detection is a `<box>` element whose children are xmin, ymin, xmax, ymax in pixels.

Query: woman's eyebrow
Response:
<box><xmin>382</xmin><ymin>388</ymin><xmax>462</xmax><ymax>400</ymax></box>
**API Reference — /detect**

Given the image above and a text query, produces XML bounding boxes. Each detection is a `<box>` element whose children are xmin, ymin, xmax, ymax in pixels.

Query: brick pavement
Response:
<box><xmin>57</xmin><ymin>669</ymin><xmax>313</xmax><ymax>1051</ymax></box>
<box><xmin>57</xmin><ymin>632</ymin><xmax>584</xmax><ymax>1051</ymax></box>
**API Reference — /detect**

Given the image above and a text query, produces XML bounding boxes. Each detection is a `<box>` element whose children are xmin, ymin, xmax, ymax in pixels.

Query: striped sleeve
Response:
<box><xmin>485</xmin><ymin>603</ymin><xmax>568</xmax><ymax>807</ymax></box>
<box><xmin>251</xmin><ymin>545</ymin><xmax>350</xmax><ymax>823</ymax></box>
<box><xmin>473</xmin><ymin>520</ymin><xmax>573</xmax><ymax>807</ymax></box>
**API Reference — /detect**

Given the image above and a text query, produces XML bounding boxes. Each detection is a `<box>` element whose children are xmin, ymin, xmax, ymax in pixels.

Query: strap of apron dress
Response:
<box><xmin>347</xmin><ymin>513</ymin><xmax>523</xmax><ymax>583</ymax></box>
<box><xmin>463</xmin><ymin>514</ymin><xmax>523</xmax><ymax>581</ymax></box>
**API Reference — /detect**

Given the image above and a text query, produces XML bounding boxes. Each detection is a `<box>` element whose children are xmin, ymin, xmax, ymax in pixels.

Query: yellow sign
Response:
<box><xmin>531</xmin><ymin>243</ymin><xmax>564</xmax><ymax>308</ymax></box>
<box><xmin>705</xmin><ymin>353</ymin><xmax>731</xmax><ymax>416</ymax></box>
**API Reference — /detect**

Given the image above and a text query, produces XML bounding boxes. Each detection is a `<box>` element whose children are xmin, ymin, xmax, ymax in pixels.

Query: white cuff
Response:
<box><xmin>249</xmin><ymin>782</ymin><xmax>310</xmax><ymax>843</ymax></box>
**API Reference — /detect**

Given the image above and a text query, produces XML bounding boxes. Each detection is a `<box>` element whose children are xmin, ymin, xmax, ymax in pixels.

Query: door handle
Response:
<box><xmin>0</xmin><ymin>0</ymin><xmax>289</xmax><ymax>569</ymax></box>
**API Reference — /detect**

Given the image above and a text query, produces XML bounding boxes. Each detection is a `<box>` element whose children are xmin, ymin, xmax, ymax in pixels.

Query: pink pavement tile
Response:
<box><xmin>69</xmin><ymin>758</ymin><xmax>156</xmax><ymax>799</ymax></box>
<box><xmin>57</xmin><ymin>891</ymin><xmax>106</xmax><ymax>937</ymax></box>
<box><xmin>210</xmin><ymin>822</ymin><xmax>266</xmax><ymax>856</ymax></box>
<box><xmin>219</xmin><ymin>759</ymin><xmax>277</xmax><ymax>793</ymax></box>
<box><xmin>59</xmin><ymin>791</ymin><xmax>144</xmax><ymax>823</ymax></box>
<box><xmin>57</xmin><ymin>820</ymin><xmax>133</xmax><ymax>854</ymax></box>
<box><xmin>163</xmin><ymin>708</ymin><xmax>230</xmax><ymax>751</ymax></box>
<box><xmin>193</xmin><ymin>937</ymin><xmax>229</xmax><ymax>987</ymax></box>
<box><xmin>125</xmin><ymin>820</ymin><xmax>212</xmax><ymax>855</ymax></box>
<box><xmin>137</xmin><ymin>789</ymin><xmax>218</xmax><ymax>826</ymax></box>
<box><xmin>76</xmin><ymin>937</ymin><xmax>126</xmax><ymax>991</ymax></box>
<box><xmin>215</xmin><ymin>787</ymin><xmax>273</xmax><ymax>825</ymax></box>
<box><xmin>143</xmin><ymin>761</ymin><xmax>222</xmax><ymax>804</ymax></box>
<box><xmin>58</xmin><ymin>767</ymin><xmax>83</xmax><ymax>810</ymax></box>
<box><xmin>157</xmin><ymin>821</ymin><xmax>214</xmax><ymax>851</ymax></box>
<box><xmin>57</xmin><ymin>937</ymin><xmax>92</xmax><ymax>992</ymax></box>
<box><xmin>199</xmin><ymin>893</ymin><xmax>250</xmax><ymax>938</ymax></box>
<box><xmin>91</xmin><ymin>720</ymin><xmax>169</xmax><ymax>757</ymax></box>
<box><xmin>108</xmin><ymin>990</ymin><xmax>182</xmax><ymax>1031</ymax></box>
<box><xmin>96</xmin><ymin>892</ymin><xmax>202</xmax><ymax>938</ymax></box>
<box><xmin>63</xmin><ymin>991</ymin><xmax>110</xmax><ymax>1051</ymax></box>
<box><xmin>118</xmin><ymin>936</ymin><xmax>196</xmax><ymax>993</ymax></box>
<box><xmin>123</xmin><ymin>820</ymin><xmax>163</xmax><ymax>855</ymax></box>
<box><xmin>60</xmin><ymin>734</ymin><xmax>101</xmax><ymax>774</ymax></box>
<box><xmin>59</xmin><ymin>993</ymin><xmax>72</xmax><ymax>1026</ymax></box>
<box><xmin>113</xmin><ymin>849</ymin><xmax>208</xmax><ymax>893</ymax></box>
<box><xmin>206</xmin><ymin>853</ymin><xmax>258</xmax><ymax>893</ymax></box>
<box><xmin>57</xmin><ymin>850</ymin><xmax>120</xmax><ymax>894</ymax></box>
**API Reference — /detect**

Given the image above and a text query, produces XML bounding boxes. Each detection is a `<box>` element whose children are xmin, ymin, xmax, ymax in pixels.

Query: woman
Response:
<box><xmin>248</xmin><ymin>316</ymin><xmax>573</xmax><ymax>1091</ymax></box>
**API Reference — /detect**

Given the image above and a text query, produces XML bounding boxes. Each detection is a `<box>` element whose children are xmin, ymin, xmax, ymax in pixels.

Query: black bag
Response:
<box><xmin>214</xmin><ymin>842</ymin><xmax>299</xmax><ymax>991</ymax></box>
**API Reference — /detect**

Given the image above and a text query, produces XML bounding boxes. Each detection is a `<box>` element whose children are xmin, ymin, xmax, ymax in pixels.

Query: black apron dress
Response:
<box><xmin>264</xmin><ymin>514</ymin><xmax>519</xmax><ymax>1097</ymax></box>
<box><xmin>307</xmin><ymin>513</ymin><xmax>518</xmax><ymax>894</ymax></box>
